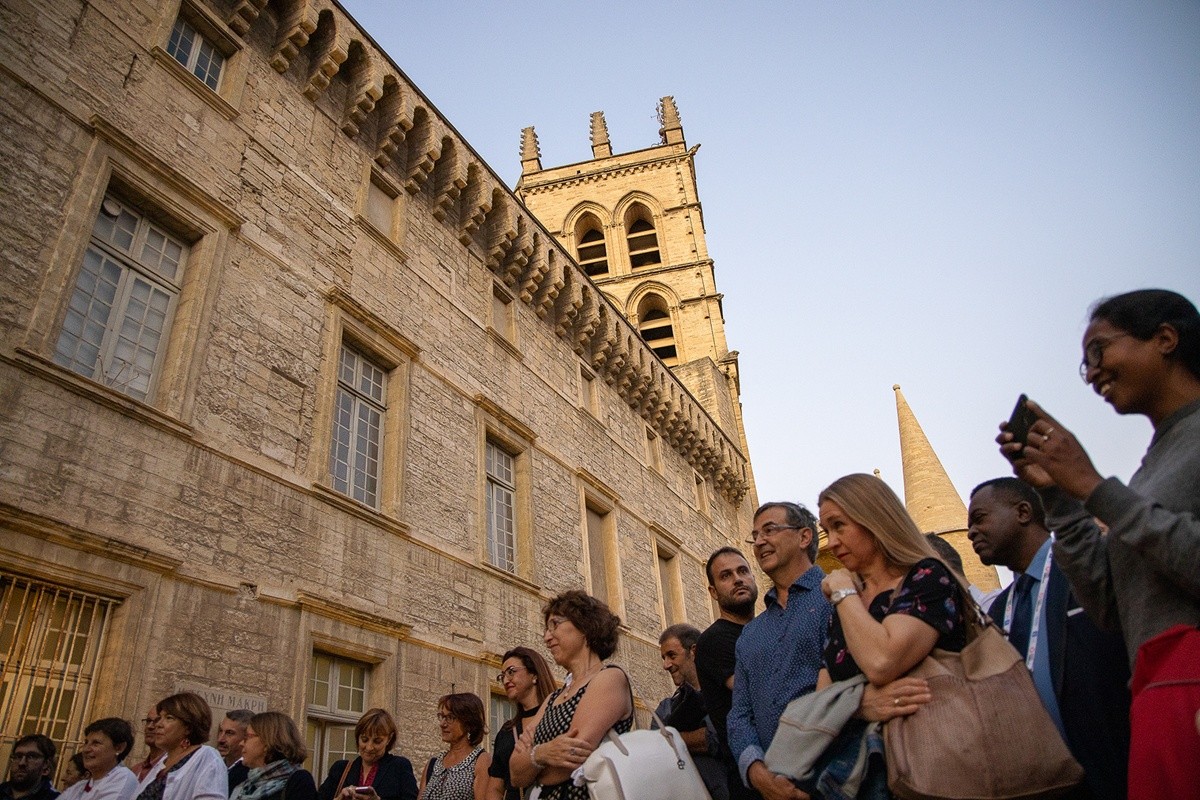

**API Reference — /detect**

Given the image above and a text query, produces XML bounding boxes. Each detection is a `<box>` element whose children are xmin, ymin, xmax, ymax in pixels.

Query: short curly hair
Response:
<box><xmin>542</xmin><ymin>590</ymin><xmax>621</xmax><ymax>660</ymax></box>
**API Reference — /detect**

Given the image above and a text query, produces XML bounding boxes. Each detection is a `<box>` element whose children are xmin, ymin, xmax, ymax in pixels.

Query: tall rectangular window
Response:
<box><xmin>0</xmin><ymin>575</ymin><xmax>117</xmax><ymax>759</ymax></box>
<box><xmin>580</xmin><ymin>367</ymin><xmax>598</xmax><ymax>416</ymax></box>
<box><xmin>486</xmin><ymin>440</ymin><xmax>516</xmax><ymax>573</ymax></box>
<box><xmin>586</xmin><ymin>505</ymin><xmax>611</xmax><ymax>605</ymax></box>
<box><xmin>53</xmin><ymin>195</ymin><xmax>187</xmax><ymax>402</ymax></box>
<box><xmin>491</xmin><ymin>286</ymin><xmax>514</xmax><ymax>344</ymax></box>
<box><xmin>166</xmin><ymin>15</ymin><xmax>225</xmax><ymax>91</ymax></box>
<box><xmin>694</xmin><ymin>472</ymin><xmax>710</xmax><ymax>517</ymax></box>
<box><xmin>488</xmin><ymin>692</ymin><xmax>515</xmax><ymax>736</ymax></box>
<box><xmin>645</xmin><ymin>427</ymin><xmax>661</xmax><ymax>473</ymax></box>
<box><xmin>656</xmin><ymin>544</ymin><xmax>683</xmax><ymax>624</ymax></box>
<box><xmin>304</xmin><ymin>653</ymin><xmax>368</xmax><ymax>778</ymax></box>
<box><xmin>329</xmin><ymin>344</ymin><xmax>387</xmax><ymax>508</ymax></box>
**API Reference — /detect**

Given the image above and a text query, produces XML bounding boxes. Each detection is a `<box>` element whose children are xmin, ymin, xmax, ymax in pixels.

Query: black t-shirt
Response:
<box><xmin>695</xmin><ymin>617</ymin><xmax>743</xmax><ymax>751</ymax></box>
<box><xmin>487</xmin><ymin>704</ymin><xmax>539</xmax><ymax>800</ymax></box>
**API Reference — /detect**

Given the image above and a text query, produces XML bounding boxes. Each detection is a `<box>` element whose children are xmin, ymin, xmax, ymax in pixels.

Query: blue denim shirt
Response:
<box><xmin>728</xmin><ymin>564</ymin><xmax>831</xmax><ymax>785</ymax></box>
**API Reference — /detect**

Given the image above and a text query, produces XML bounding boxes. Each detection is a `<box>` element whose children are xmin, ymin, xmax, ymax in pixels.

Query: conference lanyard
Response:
<box><xmin>1003</xmin><ymin>547</ymin><xmax>1053</xmax><ymax>671</ymax></box>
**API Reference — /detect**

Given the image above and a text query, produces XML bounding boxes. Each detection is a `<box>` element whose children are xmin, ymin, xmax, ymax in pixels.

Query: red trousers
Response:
<box><xmin>1128</xmin><ymin>623</ymin><xmax>1200</xmax><ymax>799</ymax></box>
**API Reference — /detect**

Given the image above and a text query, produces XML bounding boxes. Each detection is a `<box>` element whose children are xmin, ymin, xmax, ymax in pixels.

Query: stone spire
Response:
<box><xmin>657</xmin><ymin>96</ymin><xmax>684</xmax><ymax>145</ymax></box>
<box><xmin>893</xmin><ymin>384</ymin><xmax>999</xmax><ymax>589</ymax></box>
<box><xmin>520</xmin><ymin>126</ymin><xmax>542</xmax><ymax>174</ymax></box>
<box><xmin>590</xmin><ymin>111</ymin><xmax>611</xmax><ymax>158</ymax></box>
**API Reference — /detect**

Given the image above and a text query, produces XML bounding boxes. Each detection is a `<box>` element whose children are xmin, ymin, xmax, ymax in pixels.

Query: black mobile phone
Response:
<box><xmin>1006</xmin><ymin>393</ymin><xmax>1037</xmax><ymax>449</ymax></box>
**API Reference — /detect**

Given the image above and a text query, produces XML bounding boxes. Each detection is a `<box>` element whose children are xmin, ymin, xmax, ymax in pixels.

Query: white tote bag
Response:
<box><xmin>577</xmin><ymin>723</ymin><xmax>711</xmax><ymax>800</ymax></box>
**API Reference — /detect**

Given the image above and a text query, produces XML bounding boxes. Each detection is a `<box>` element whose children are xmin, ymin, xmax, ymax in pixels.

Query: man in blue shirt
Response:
<box><xmin>968</xmin><ymin>477</ymin><xmax>1130</xmax><ymax>800</ymax></box>
<box><xmin>727</xmin><ymin>502</ymin><xmax>831</xmax><ymax>800</ymax></box>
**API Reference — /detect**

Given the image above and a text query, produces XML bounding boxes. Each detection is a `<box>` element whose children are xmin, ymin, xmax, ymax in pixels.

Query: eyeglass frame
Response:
<box><xmin>495</xmin><ymin>665</ymin><xmax>527</xmax><ymax>684</ymax></box>
<box><xmin>745</xmin><ymin>523</ymin><xmax>803</xmax><ymax>545</ymax></box>
<box><xmin>435</xmin><ymin>712</ymin><xmax>457</xmax><ymax>723</ymax></box>
<box><xmin>1079</xmin><ymin>333</ymin><xmax>1130</xmax><ymax>381</ymax></box>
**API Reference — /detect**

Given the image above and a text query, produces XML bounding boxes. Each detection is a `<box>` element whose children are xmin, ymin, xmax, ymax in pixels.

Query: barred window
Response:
<box><xmin>53</xmin><ymin>195</ymin><xmax>186</xmax><ymax>401</ymax></box>
<box><xmin>304</xmin><ymin>653</ymin><xmax>368</xmax><ymax>778</ymax></box>
<box><xmin>329</xmin><ymin>344</ymin><xmax>387</xmax><ymax>508</ymax></box>
<box><xmin>166</xmin><ymin>16</ymin><xmax>225</xmax><ymax>91</ymax></box>
<box><xmin>0</xmin><ymin>575</ymin><xmax>117</xmax><ymax>766</ymax></box>
<box><xmin>485</xmin><ymin>440</ymin><xmax>516</xmax><ymax>573</ymax></box>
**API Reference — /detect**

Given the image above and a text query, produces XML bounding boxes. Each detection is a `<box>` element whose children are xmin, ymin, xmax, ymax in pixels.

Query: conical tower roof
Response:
<box><xmin>894</xmin><ymin>384</ymin><xmax>965</xmax><ymax>533</ymax></box>
<box><xmin>893</xmin><ymin>384</ymin><xmax>999</xmax><ymax>590</ymax></box>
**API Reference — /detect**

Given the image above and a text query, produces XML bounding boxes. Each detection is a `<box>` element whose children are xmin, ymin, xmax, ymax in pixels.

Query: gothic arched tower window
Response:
<box><xmin>625</xmin><ymin>207</ymin><xmax>660</xmax><ymax>268</ymax></box>
<box><xmin>637</xmin><ymin>294</ymin><xmax>677</xmax><ymax>365</ymax></box>
<box><xmin>575</xmin><ymin>216</ymin><xmax>608</xmax><ymax>276</ymax></box>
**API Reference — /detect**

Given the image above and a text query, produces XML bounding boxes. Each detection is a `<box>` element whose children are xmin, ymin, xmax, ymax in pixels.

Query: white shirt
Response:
<box><xmin>136</xmin><ymin>754</ymin><xmax>167</xmax><ymax>795</ymax></box>
<box><xmin>59</xmin><ymin>764</ymin><xmax>138</xmax><ymax>800</ymax></box>
<box><xmin>162</xmin><ymin>746</ymin><xmax>228</xmax><ymax>800</ymax></box>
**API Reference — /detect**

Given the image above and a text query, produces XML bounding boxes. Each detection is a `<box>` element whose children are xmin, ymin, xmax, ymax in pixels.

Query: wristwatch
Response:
<box><xmin>830</xmin><ymin>587</ymin><xmax>858</xmax><ymax>606</ymax></box>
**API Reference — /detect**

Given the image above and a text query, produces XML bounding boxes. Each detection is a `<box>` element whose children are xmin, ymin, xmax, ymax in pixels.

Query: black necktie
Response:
<box><xmin>1007</xmin><ymin>572</ymin><xmax>1036</xmax><ymax>658</ymax></box>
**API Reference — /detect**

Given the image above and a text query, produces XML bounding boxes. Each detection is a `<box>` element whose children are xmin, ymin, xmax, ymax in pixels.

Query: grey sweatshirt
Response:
<box><xmin>1042</xmin><ymin>397</ymin><xmax>1200</xmax><ymax>669</ymax></box>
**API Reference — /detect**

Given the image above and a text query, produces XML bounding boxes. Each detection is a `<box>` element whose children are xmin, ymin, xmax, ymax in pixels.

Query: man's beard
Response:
<box><xmin>719</xmin><ymin>596</ymin><xmax>755</xmax><ymax>617</ymax></box>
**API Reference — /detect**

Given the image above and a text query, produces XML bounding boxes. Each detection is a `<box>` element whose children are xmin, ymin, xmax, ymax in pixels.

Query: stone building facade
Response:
<box><xmin>0</xmin><ymin>0</ymin><xmax>755</xmax><ymax>778</ymax></box>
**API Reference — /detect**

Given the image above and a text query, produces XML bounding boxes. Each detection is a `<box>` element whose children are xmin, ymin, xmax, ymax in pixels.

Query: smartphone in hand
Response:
<box><xmin>1005</xmin><ymin>394</ymin><xmax>1037</xmax><ymax>458</ymax></box>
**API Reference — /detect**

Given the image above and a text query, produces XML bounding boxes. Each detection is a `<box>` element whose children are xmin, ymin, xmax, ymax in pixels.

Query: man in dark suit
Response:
<box><xmin>968</xmin><ymin>477</ymin><xmax>1130</xmax><ymax>800</ymax></box>
<box><xmin>217</xmin><ymin>709</ymin><xmax>253</xmax><ymax>792</ymax></box>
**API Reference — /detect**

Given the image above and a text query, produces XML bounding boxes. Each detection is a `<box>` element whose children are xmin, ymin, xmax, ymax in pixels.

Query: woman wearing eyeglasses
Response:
<box><xmin>417</xmin><ymin>694</ymin><xmax>489</xmax><ymax>800</ymax></box>
<box><xmin>509</xmin><ymin>591</ymin><xmax>632</xmax><ymax>800</ymax></box>
<box><xmin>485</xmin><ymin>648</ymin><xmax>555</xmax><ymax>800</ymax></box>
<box><xmin>136</xmin><ymin>693</ymin><xmax>227</xmax><ymax>800</ymax></box>
<box><xmin>231</xmin><ymin>712</ymin><xmax>315</xmax><ymax>800</ymax></box>
<box><xmin>999</xmin><ymin>288</ymin><xmax>1200</xmax><ymax>799</ymax></box>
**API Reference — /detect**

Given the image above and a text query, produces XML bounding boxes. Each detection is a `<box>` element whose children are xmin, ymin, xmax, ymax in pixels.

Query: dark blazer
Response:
<box><xmin>229</xmin><ymin>761</ymin><xmax>250</xmax><ymax>793</ymax></box>
<box><xmin>316</xmin><ymin>754</ymin><xmax>418</xmax><ymax>800</ymax></box>
<box><xmin>992</xmin><ymin>561</ymin><xmax>1131</xmax><ymax>800</ymax></box>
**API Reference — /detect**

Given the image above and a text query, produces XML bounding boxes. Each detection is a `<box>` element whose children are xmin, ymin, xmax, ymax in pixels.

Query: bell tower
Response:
<box><xmin>516</xmin><ymin>98</ymin><xmax>753</xmax><ymax>488</ymax></box>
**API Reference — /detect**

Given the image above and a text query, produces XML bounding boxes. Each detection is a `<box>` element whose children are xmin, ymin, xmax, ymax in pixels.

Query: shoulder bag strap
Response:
<box><xmin>332</xmin><ymin>758</ymin><xmax>355</xmax><ymax>799</ymax></box>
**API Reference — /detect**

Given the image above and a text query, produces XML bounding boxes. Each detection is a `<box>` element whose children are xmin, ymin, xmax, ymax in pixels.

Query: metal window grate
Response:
<box><xmin>0</xmin><ymin>574</ymin><xmax>117</xmax><ymax>769</ymax></box>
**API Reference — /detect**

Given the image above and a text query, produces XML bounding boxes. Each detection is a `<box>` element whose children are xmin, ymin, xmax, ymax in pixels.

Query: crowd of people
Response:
<box><xmin>2</xmin><ymin>288</ymin><xmax>1195</xmax><ymax>800</ymax></box>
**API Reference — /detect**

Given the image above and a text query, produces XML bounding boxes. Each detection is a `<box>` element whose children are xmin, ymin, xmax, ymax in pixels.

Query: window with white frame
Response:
<box><xmin>166</xmin><ymin>15</ymin><xmax>225</xmax><ymax>91</ymax></box>
<box><xmin>304</xmin><ymin>653</ymin><xmax>368</xmax><ymax>778</ymax></box>
<box><xmin>53</xmin><ymin>194</ymin><xmax>187</xmax><ymax>402</ymax></box>
<box><xmin>0</xmin><ymin>574</ymin><xmax>118</xmax><ymax>765</ymax></box>
<box><xmin>329</xmin><ymin>343</ymin><xmax>387</xmax><ymax>508</ymax></box>
<box><xmin>486</xmin><ymin>440</ymin><xmax>517</xmax><ymax>573</ymax></box>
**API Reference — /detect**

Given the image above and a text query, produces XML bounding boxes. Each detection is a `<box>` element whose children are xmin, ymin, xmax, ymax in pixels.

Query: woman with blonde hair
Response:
<box><xmin>232</xmin><ymin>712</ymin><xmax>315</xmax><ymax>800</ymax></box>
<box><xmin>816</xmin><ymin>473</ymin><xmax>967</xmax><ymax>692</ymax></box>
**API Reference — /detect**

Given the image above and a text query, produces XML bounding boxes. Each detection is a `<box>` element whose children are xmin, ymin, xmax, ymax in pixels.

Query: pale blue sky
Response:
<box><xmin>341</xmin><ymin>1</ymin><xmax>1200</xmax><ymax>511</ymax></box>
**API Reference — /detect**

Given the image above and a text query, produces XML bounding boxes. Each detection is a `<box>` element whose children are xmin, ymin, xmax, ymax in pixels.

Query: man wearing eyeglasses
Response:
<box><xmin>1</xmin><ymin>734</ymin><xmax>60</xmax><ymax>800</ymax></box>
<box><xmin>727</xmin><ymin>502</ymin><xmax>831</xmax><ymax>800</ymax></box>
